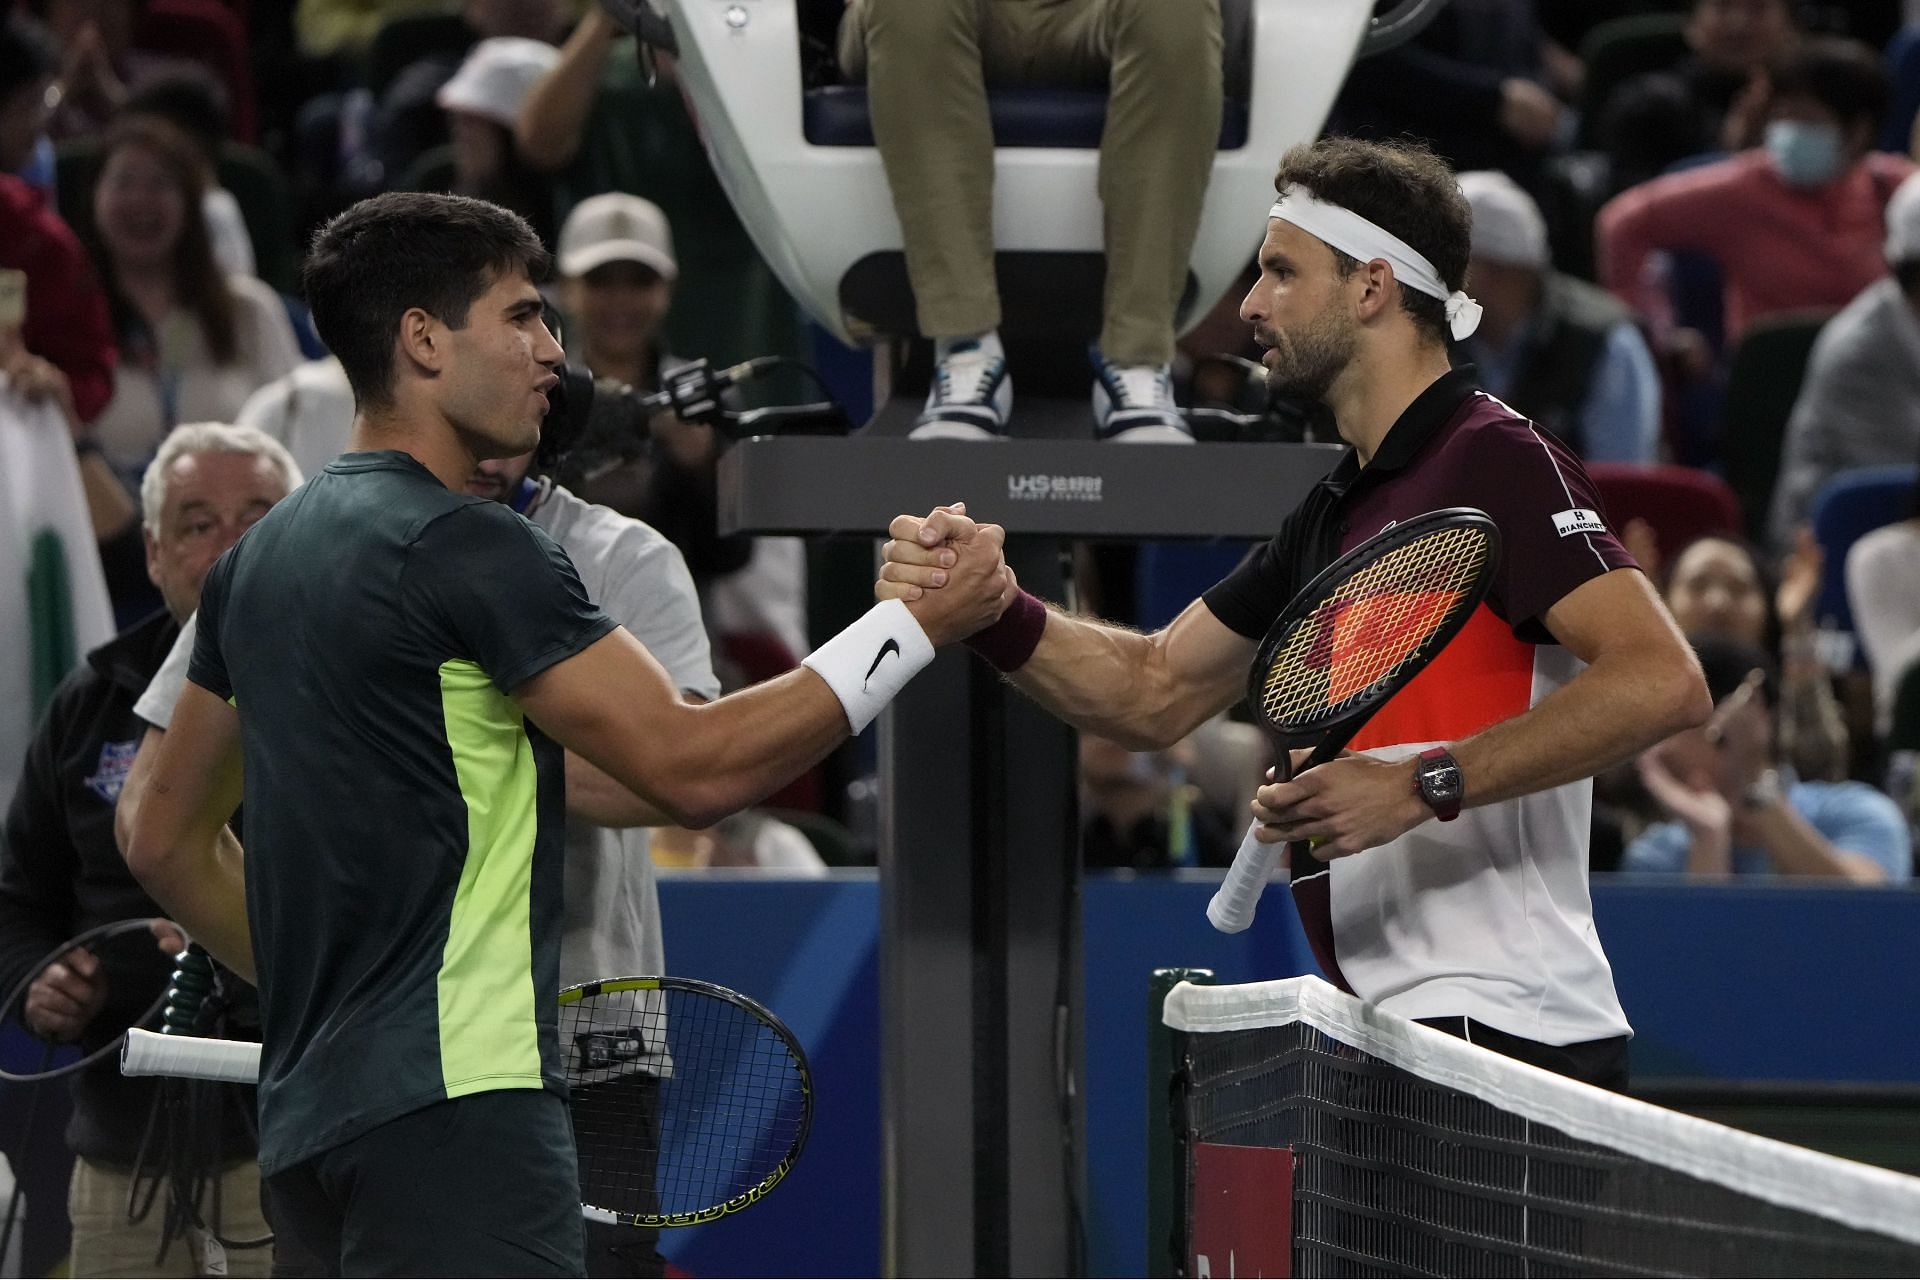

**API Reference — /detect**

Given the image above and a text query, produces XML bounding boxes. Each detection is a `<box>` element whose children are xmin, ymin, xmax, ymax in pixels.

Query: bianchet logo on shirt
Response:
<box><xmin>1552</xmin><ymin>508</ymin><xmax>1606</xmax><ymax>538</ymax></box>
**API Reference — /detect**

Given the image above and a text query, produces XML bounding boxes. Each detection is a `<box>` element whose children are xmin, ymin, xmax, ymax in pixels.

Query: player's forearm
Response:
<box><xmin>1453</xmin><ymin>644</ymin><xmax>1709</xmax><ymax>811</ymax></box>
<box><xmin>128</xmin><ymin>829</ymin><xmax>255</xmax><ymax>982</ymax></box>
<box><xmin>1008</xmin><ymin>610</ymin><xmax>1221</xmax><ymax>751</ymax></box>
<box><xmin>565</xmin><ymin>750</ymin><xmax>674</xmax><ymax>828</ymax></box>
<box><xmin>563</xmin><ymin>670</ymin><xmax>849</xmax><ymax>831</ymax></box>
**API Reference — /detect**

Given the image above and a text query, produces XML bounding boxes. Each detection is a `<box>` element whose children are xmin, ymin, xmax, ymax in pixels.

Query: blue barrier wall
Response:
<box><xmin>8</xmin><ymin>874</ymin><xmax>1915</xmax><ymax>1277</ymax></box>
<box><xmin>652</xmin><ymin>871</ymin><xmax>1920</xmax><ymax>1278</ymax></box>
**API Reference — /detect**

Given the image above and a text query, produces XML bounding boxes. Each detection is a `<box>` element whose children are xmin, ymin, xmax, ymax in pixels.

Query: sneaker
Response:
<box><xmin>1092</xmin><ymin>349</ymin><xmax>1193</xmax><ymax>443</ymax></box>
<box><xmin>909</xmin><ymin>335</ymin><xmax>1012</xmax><ymax>440</ymax></box>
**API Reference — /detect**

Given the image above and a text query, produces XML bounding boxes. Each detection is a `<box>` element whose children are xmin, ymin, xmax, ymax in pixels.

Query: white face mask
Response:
<box><xmin>1765</xmin><ymin>119</ymin><xmax>1847</xmax><ymax>189</ymax></box>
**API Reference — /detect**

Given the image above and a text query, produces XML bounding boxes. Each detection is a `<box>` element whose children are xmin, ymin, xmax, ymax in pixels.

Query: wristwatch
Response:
<box><xmin>1414</xmin><ymin>747</ymin><xmax>1464</xmax><ymax>822</ymax></box>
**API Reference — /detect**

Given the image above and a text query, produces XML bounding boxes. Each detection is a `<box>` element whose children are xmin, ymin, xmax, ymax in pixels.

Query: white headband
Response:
<box><xmin>1268</xmin><ymin>188</ymin><xmax>1482</xmax><ymax>341</ymax></box>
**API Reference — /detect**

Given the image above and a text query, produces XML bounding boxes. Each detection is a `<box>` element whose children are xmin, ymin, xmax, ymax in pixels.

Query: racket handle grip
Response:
<box><xmin>1207</xmin><ymin>822</ymin><xmax>1283</xmax><ymax>934</ymax></box>
<box><xmin>120</xmin><ymin>1027</ymin><xmax>261</xmax><ymax>1084</ymax></box>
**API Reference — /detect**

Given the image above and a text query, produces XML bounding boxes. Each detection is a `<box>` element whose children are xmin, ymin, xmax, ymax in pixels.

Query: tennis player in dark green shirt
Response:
<box><xmin>126</xmin><ymin>192</ymin><xmax>1014</xmax><ymax>1276</ymax></box>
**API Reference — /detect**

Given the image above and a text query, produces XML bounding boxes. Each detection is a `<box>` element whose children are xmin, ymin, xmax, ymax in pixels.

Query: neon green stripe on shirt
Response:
<box><xmin>436</xmin><ymin>658</ymin><xmax>541</xmax><ymax>1093</ymax></box>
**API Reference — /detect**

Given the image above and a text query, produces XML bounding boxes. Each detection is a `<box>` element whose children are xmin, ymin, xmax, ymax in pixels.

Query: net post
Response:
<box><xmin>1148</xmin><ymin>968</ymin><xmax>1215</xmax><ymax>1278</ymax></box>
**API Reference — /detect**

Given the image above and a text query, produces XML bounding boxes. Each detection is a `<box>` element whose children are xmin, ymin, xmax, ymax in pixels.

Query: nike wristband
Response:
<box><xmin>802</xmin><ymin>599</ymin><xmax>936</xmax><ymax>734</ymax></box>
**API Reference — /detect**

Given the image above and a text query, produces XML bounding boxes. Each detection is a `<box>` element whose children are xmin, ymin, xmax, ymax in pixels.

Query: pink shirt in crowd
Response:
<box><xmin>1596</xmin><ymin>150</ymin><xmax>1915</xmax><ymax>345</ymax></box>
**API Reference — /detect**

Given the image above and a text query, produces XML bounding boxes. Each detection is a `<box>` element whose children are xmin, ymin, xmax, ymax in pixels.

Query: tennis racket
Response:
<box><xmin>124</xmin><ymin>975</ymin><xmax>814</xmax><ymax>1228</ymax></box>
<box><xmin>1207</xmin><ymin>507</ymin><xmax>1503</xmax><ymax>934</ymax></box>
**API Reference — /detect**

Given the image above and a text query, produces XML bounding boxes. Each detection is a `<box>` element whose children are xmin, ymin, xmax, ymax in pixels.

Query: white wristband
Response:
<box><xmin>802</xmin><ymin>599</ymin><xmax>936</xmax><ymax>734</ymax></box>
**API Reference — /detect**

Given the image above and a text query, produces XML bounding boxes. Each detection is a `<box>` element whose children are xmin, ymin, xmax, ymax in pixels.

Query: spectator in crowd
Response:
<box><xmin>433</xmin><ymin>36</ymin><xmax>560</xmax><ymax>248</ymax></box>
<box><xmin>831</xmin><ymin>0</ymin><xmax>1221</xmax><ymax>442</ymax></box>
<box><xmin>366</xmin><ymin>0</ymin><xmax>571</xmax><ymax>201</ymax></box>
<box><xmin>29</xmin><ymin>0</ymin><xmax>196</xmax><ymax>140</ymax></box>
<box><xmin>1768</xmin><ymin>170</ymin><xmax>1920</xmax><ymax>544</ymax></box>
<box><xmin>80</xmin><ymin>120</ymin><xmax>298</xmax><ymax>620</ymax></box>
<box><xmin>1624</xmin><ymin>634</ymin><xmax>1910</xmax><ymax>880</ymax></box>
<box><xmin>1455</xmin><ymin>169</ymin><xmax>1660</xmax><ymax>462</ymax></box>
<box><xmin>0</xmin><ymin>422</ymin><xmax>298</xmax><ymax>1277</ymax></box>
<box><xmin>82</xmin><ymin>119</ymin><xmax>299</xmax><ymax>489</ymax></box>
<box><xmin>0</xmin><ymin>169</ymin><xmax>116</xmax><ymax>428</ymax></box>
<box><xmin>516</xmin><ymin>7</ymin><xmax>803</xmax><ymax>375</ymax></box>
<box><xmin>1845</xmin><ymin>462</ymin><xmax>1920</xmax><ymax>737</ymax></box>
<box><xmin>2</xmin><ymin>13</ymin><xmax>60</xmax><ymax>194</ymax></box>
<box><xmin>120</xmin><ymin>68</ymin><xmax>258</xmax><ymax>280</ymax></box>
<box><xmin>1663</xmin><ymin>533</ymin><xmax>1850</xmax><ymax>782</ymax></box>
<box><xmin>1079</xmin><ymin>733</ymin><xmax>1234</xmax><ymax>871</ymax></box>
<box><xmin>1598</xmin><ymin>38</ymin><xmax>1909</xmax><ymax>350</ymax></box>
<box><xmin>1331</xmin><ymin>0</ymin><xmax>1574</xmax><ymax>190</ymax></box>
<box><xmin>1597</xmin><ymin>0</ymin><xmax>1800</xmax><ymax>191</ymax></box>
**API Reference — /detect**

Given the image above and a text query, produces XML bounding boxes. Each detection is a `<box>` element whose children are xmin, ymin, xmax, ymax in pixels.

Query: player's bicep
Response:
<box><xmin>514</xmin><ymin>627</ymin><xmax>692</xmax><ymax>804</ymax></box>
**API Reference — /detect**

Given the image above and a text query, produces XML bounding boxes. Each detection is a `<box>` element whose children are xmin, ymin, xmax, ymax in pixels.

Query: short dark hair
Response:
<box><xmin>1</xmin><ymin>13</ymin><xmax>57</xmax><ymax>100</ymax></box>
<box><xmin>1271</xmin><ymin>137</ymin><xmax>1471</xmax><ymax>344</ymax></box>
<box><xmin>303</xmin><ymin>192</ymin><xmax>552</xmax><ymax>410</ymax></box>
<box><xmin>1770</xmin><ymin>37</ymin><xmax>1890</xmax><ymax>133</ymax></box>
<box><xmin>123</xmin><ymin>67</ymin><xmax>232</xmax><ymax>162</ymax></box>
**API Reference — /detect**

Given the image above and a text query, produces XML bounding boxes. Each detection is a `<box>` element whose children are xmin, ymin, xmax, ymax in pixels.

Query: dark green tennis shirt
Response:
<box><xmin>188</xmin><ymin>450</ymin><xmax>616</xmax><ymax>1175</ymax></box>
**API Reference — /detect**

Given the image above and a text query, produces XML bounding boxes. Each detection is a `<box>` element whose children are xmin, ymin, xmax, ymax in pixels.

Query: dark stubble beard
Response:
<box><xmin>1265</xmin><ymin>299</ymin><xmax>1361</xmax><ymax>405</ymax></box>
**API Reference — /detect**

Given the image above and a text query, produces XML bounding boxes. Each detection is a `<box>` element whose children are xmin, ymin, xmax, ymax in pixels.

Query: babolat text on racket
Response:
<box><xmin>1207</xmin><ymin>507</ymin><xmax>1502</xmax><ymax>933</ymax></box>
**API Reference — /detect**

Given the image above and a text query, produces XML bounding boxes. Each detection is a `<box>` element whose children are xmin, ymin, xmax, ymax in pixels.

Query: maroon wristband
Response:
<box><xmin>964</xmin><ymin>589</ymin><xmax>1048</xmax><ymax>673</ymax></box>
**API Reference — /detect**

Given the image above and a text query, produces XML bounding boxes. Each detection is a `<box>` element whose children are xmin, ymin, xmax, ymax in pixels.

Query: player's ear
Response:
<box><xmin>1353</xmin><ymin>259</ymin><xmax>1395</xmax><ymax>323</ymax></box>
<box><xmin>397</xmin><ymin>306</ymin><xmax>445</xmax><ymax>376</ymax></box>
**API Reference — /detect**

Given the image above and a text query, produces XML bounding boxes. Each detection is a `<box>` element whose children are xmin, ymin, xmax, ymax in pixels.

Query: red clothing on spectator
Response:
<box><xmin>1596</xmin><ymin>150</ymin><xmax>1915</xmax><ymax>345</ymax></box>
<box><xmin>0</xmin><ymin>174</ymin><xmax>117</xmax><ymax>424</ymax></box>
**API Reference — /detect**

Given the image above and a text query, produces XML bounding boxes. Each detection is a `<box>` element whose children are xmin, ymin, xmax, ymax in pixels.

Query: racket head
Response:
<box><xmin>0</xmin><ymin>918</ymin><xmax>174</xmax><ymax>1084</ymax></box>
<box><xmin>1248</xmin><ymin>507</ymin><xmax>1503</xmax><ymax>743</ymax></box>
<box><xmin>558</xmin><ymin>975</ymin><xmax>813</xmax><ymax>1228</ymax></box>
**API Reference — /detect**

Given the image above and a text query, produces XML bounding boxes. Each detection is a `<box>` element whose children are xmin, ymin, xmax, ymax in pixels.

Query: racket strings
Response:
<box><xmin>561</xmin><ymin>986</ymin><xmax>808</xmax><ymax>1222</ymax></box>
<box><xmin>1259</xmin><ymin>526</ymin><xmax>1494</xmax><ymax>728</ymax></box>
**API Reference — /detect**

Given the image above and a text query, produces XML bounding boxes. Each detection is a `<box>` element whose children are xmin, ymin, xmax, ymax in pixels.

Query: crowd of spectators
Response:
<box><xmin>3</xmin><ymin>0</ymin><xmax>1920</xmax><ymax>886</ymax></box>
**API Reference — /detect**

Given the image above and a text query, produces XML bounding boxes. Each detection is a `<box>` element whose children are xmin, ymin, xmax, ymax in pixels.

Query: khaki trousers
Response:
<box><xmin>67</xmin><ymin>1155</ymin><xmax>273</xmax><ymax>1278</ymax></box>
<box><xmin>840</xmin><ymin>0</ymin><xmax>1223</xmax><ymax>365</ymax></box>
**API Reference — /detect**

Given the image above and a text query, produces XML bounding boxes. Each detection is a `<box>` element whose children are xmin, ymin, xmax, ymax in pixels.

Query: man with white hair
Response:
<box><xmin>1768</xmin><ymin>170</ymin><xmax>1920</xmax><ymax>546</ymax></box>
<box><xmin>1454</xmin><ymin>169</ymin><xmax>1660</xmax><ymax>463</ymax></box>
<box><xmin>0</xmin><ymin>421</ymin><xmax>298</xmax><ymax>1277</ymax></box>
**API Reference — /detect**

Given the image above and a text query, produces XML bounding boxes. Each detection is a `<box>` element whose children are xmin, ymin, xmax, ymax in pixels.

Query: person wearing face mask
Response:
<box><xmin>1624</xmin><ymin>634</ymin><xmax>1909</xmax><ymax>881</ymax></box>
<box><xmin>1597</xmin><ymin>37</ymin><xmax>1910</xmax><ymax>351</ymax></box>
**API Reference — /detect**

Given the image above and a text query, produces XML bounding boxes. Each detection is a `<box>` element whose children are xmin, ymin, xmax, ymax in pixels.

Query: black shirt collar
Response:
<box><xmin>1324</xmin><ymin>366</ymin><xmax>1482</xmax><ymax>488</ymax></box>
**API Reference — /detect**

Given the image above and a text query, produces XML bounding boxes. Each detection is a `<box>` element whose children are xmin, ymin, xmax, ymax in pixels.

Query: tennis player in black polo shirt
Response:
<box><xmin>883</xmin><ymin>138</ymin><xmax>1711</xmax><ymax>1089</ymax></box>
<box><xmin>123</xmin><ymin>192</ymin><xmax>1014</xmax><ymax>1275</ymax></box>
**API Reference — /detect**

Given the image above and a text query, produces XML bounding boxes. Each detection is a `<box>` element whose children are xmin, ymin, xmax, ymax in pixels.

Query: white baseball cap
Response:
<box><xmin>1885</xmin><ymin>171</ymin><xmax>1920</xmax><ymax>264</ymax></box>
<box><xmin>1458</xmin><ymin>170</ymin><xmax>1550</xmax><ymax>270</ymax></box>
<box><xmin>557</xmin><ymin>192</ymin><xmax>678</xmax><ymax>281</ymax></box>
<box><xmin>435</xmin><ymin>37</ymin><xmax>560</xmax><ymax>128</ymax></box>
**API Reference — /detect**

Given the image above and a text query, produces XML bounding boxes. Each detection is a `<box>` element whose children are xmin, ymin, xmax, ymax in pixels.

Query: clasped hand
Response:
<box><xmin>876</xmin><ymin>502</ymin><xmax>1018</xmax><ymax>645</ymax></box>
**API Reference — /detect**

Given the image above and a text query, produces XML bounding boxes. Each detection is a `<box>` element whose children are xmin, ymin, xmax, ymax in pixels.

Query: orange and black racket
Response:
<box><xmin>1208</xmin><ymin>507</ymin><xmax>1502</xmax><ymax>932</ymax></box>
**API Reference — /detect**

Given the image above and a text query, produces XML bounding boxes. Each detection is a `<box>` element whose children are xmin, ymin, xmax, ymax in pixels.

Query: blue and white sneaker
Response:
<box><xmin>1092</xmin><ymin>349</ymin><xmax>1193</xmax><ymax>443</ymax></box>
<box><xmin>909</xmin><ymin>334</ymin><xmax>1012</xmax><ymax>440</ymax></box>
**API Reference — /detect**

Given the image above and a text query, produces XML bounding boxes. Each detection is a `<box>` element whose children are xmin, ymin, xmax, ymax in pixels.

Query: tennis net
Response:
<box><xmin>1162</xmin><ymin>977</ymin><xmax>1920</xmax><ymax>1278</ymax></box>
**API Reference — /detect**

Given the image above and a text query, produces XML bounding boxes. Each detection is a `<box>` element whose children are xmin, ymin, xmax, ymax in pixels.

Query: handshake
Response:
<box><xmin>873</xmin><ymin>502</ymin><xmax>1020</xmax><ymax>649</ymax></box>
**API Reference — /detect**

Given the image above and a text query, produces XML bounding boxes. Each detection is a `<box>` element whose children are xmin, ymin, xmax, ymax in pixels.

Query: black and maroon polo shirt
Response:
<box><xmin>1204</xmin><ymin>368</ymin><xmax>1637</xmax><ymax>1047</ymax></box>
